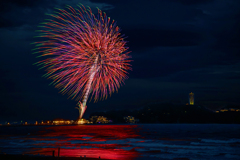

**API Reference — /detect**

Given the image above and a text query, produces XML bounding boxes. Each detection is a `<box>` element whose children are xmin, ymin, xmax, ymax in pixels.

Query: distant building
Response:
<box><xmin>124</xmin><ymin>116</ymin><xmax>139</xmax><ymax>123</ymax></box>
<box><xmin>89</xmin><ymin>116</ymin><xmax>98</xmax><ymax>123</ymax></box>
<box><xmin>215</xmin><ymin>108</ymin><xmax>240</xmax><ymax>113</ymax></box>
<box><xmin>189</xmin><ymin>92</ymin><xmax>194</xmax><ymax>105</ymax></box>
<box><xmin>53</xmin><ymin>119</ymin><xmax>71</xmax><ymax>125</ymax></box>
<box><xmin>90</xmin><ymin>116</ymin><xmax>109</xmax><ymax>124</ymax></box>
<box><xmin>75</xmin><ymin>118</ymin><xmax>89</xmax><ymax>124</ymax></box>
<box><xmin>46</xmin><ymin>120</ymin><xmax>51</xmax><ymax>124</ymax></box>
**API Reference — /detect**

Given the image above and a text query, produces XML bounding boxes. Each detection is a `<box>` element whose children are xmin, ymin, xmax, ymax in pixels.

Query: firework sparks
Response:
<box><xmin>33</xmin><ymin>4</ymin><xmax>131</xmax><ymax>118</ymax></box>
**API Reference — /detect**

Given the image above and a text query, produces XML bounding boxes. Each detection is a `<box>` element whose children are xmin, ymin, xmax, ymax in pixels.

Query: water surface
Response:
<box><xmin>0</xmin><ymin>124</ymin><xmax>240</xmax><ymax>160</ymax></box>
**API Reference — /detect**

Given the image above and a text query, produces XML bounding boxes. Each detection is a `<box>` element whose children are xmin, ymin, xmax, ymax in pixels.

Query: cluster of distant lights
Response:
<box><xmin>0</xmin><ymin>117</ymin><xmax>110</xmax><ymax>126</ymax></box>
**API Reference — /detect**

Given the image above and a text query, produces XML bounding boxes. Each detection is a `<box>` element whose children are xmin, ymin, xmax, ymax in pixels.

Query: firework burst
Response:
<box><xmin>32</xmin><ymin>4</ymin><xmax>131</xmax><ymax>118</ymax></box>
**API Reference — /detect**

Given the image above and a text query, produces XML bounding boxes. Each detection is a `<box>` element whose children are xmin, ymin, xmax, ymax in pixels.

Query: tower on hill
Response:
<box><xmin>189</xmin><ymin>92</ymin><xmax>194</xmax><ymax>105</ymax></box>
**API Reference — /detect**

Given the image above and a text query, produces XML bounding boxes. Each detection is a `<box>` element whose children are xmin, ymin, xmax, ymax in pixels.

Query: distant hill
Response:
<box><xmin>90</xmin><ymin>103</ymin><xmax>240</xmax><ymax>124</ymax></box>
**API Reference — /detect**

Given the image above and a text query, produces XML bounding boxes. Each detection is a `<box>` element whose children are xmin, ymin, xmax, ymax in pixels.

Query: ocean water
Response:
<box><xmin>0</xmin><ymin>124</ymin><xmax>240</xmax><ymax>160</ymax></box>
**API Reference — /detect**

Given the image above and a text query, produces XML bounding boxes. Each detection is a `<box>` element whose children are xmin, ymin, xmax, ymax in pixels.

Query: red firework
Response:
<box><xmin>33</xmin><ymin>4</ymin><xmax>131</xmax><ymax>117</ymax></box>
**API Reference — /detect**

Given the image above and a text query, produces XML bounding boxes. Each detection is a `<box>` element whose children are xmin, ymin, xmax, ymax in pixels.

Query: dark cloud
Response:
<box><xmin>0</xmin><ymin>69</ymin><xmax>17</xmax><ymax>93</ymax></box>
<box><xmin>89</xmin><ymin>0</ymin><xmax>125</xmax><ymax>5</ymax></box>
<box><xmin>0</xmin><ymin>0</ymin><xmax>114</xmax><ymax>28</ymax></box>
<box><xmin>0</xmin><ymin>0</ymin><xmax>56</xmax><ymax>8</ymax></box>
<box><xmin>90</xmin><ymin>0</ymin><xmax>214</xmax><ymax>5</ymax></box>
<box><xmin>123</xmin><ymin>28</ymin><xmax>202</xmax><ymax>50</ymax></box>
<box><xmin>171</xmin><ymin>0</ymin><xmax>214</xmax><ymax>5</ymax></box>
<box><xmin>211</xmin><ymin>20</ymin><xmax>240</xmax><ymax>58</ymax></box>
<box><xmin>0</xmin><ymin>0</ymin><xmax>57</xmax><ymax>28</ymax></box>
<box><xmin>0</xmin><ymin>17</ymin><xmax>13</xmax><ymax>28</ymax></box>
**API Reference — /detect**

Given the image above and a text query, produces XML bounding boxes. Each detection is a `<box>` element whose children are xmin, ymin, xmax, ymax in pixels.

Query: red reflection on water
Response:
<box><xmin>27</xmin><ymin>125</ymin><xmax>141</xmax><ymax>159</ymax></box>
<box><xmin>31</xmin><ymin>148</ymin><xmax>138</xmax><ymax>160</ymax></box>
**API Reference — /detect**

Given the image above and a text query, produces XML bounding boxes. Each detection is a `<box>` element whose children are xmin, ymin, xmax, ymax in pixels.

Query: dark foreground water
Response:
<box><xmin>0</xmin><ymin>124</ymin><xmax>240</xmax><ymax>160</ymax></box>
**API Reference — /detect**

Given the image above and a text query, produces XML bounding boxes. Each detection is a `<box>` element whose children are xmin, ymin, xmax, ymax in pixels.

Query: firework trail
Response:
<box><xmin>33</xmin><ymin>4</ymin><xmax>131</xmax><ymax>119</ymax></box>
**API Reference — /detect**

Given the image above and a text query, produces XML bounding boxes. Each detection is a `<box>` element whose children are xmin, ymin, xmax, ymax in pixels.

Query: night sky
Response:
<box><xmin>0</xmin><ymin>0</ymin><xmax>240</xmax><ymax>121</ymax></box>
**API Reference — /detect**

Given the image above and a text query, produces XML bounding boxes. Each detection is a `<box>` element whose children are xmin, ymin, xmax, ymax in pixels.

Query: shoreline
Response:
<box><xmin>0</xmin><ymin>154</ymin><xmax>108</xmax><ymax>160</ymax></box>
<box><xmin>1</xmin><ymin>123</ymin><xmax>240</xmax><ymax>127</ymax></box>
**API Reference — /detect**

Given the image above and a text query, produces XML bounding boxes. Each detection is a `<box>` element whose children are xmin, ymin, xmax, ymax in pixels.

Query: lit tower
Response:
<box><xmin>189</xmin><ymin>92</ymin><xmax>194</xmax><ymax>105</ymax></box>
